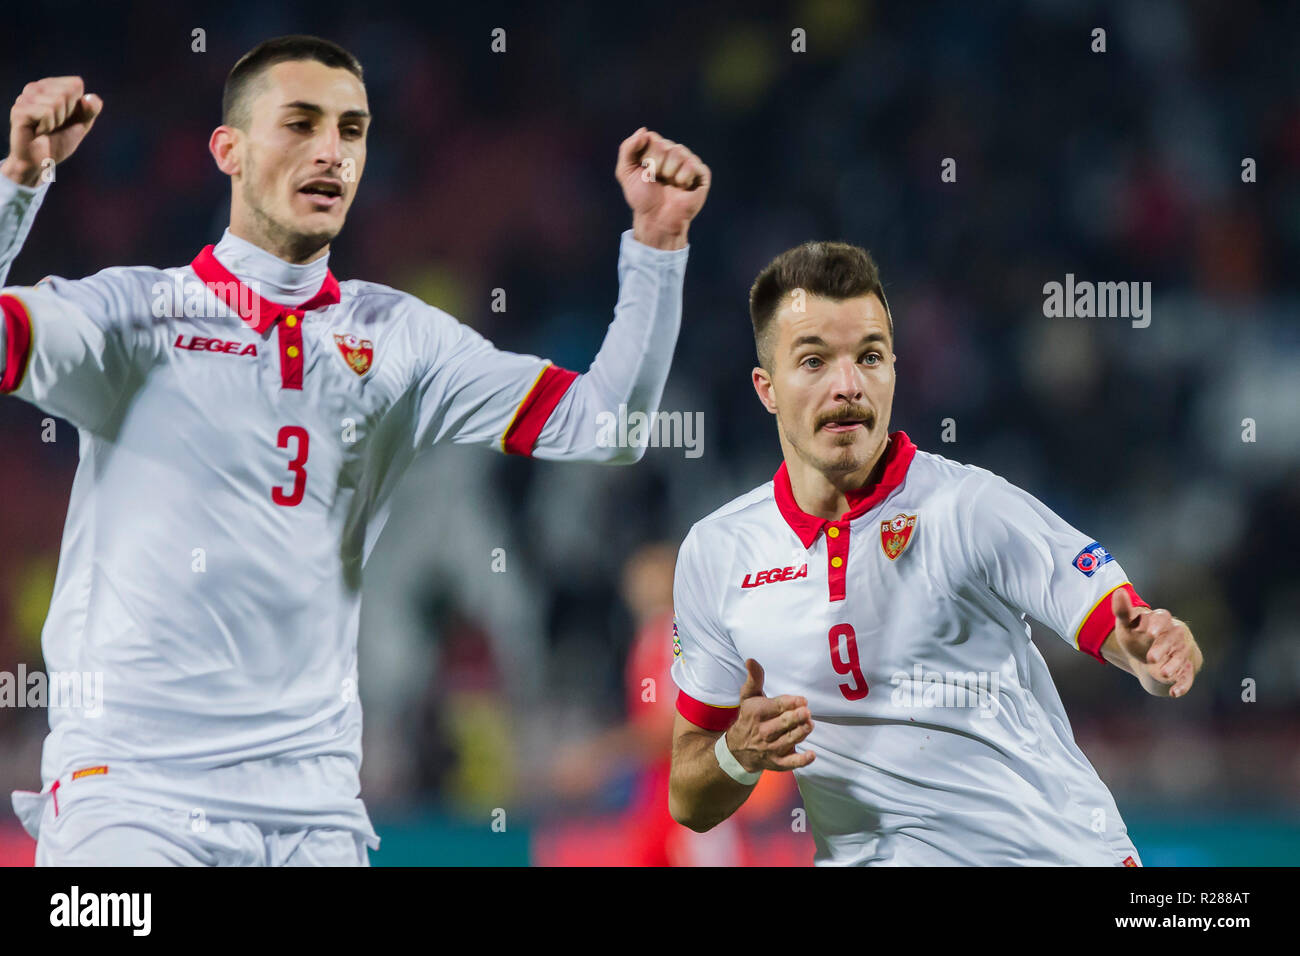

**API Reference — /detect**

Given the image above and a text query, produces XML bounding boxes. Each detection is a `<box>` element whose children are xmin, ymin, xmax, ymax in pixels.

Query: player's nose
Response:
<box><xmin>313</xmin><ymin>127</ymin><xmax>344</xmax><ymax>168</ymax></box>
<box><xmin>830</xmin><ymin>358</ymin><xmax>864</xmax><ymax>401</ymax></box>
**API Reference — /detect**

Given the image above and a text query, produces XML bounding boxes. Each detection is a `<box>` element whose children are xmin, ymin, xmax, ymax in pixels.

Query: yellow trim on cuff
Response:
<box><xmin>1073</xmin><ymin>581</ymin><xmax>1131</xmax><ymax>651</ymax></box>
<box><xmin>498</xmin><ymin>361</ymin><xmax>552</xmax><ymax>452</ymax></box>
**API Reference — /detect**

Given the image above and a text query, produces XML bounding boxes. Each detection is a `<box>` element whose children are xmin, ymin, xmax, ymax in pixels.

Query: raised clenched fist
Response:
<box><xmin>2</xmin><ymin>76</ymin><xmax>103</xmax><ymax>187</ymax></box>
<box><xmin>616</xmin><ymin>127</ymin><xmax>710</xmax><ymax>251</ymax></box>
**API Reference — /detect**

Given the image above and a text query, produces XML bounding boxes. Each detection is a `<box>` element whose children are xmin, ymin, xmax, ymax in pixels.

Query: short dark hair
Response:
<box><xmin>748</xmin><ymin>241</ymin><xmax>893</xmax><ymax>370</ymax></box>
<box><xmin>222</xmin><ymin>35</ymin><xmax>364</xmax><ymax>129</ymax></box>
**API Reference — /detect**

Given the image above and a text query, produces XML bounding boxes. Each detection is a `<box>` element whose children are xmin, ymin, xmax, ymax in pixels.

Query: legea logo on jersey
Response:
<box><xmin>1072</xmin><ymin>541</ymin><xmax>1114</xmax><ymax>577</ymax></box>
<box><xmin>334</xmin><ymin>333</ymin><xmax>374</xmax><ymax>376</ymax></box>
<box><xmin>672</xmin><ymin>616</ymin><xmax>682</xmax><ymax>658</ymax></box>
<box><xmin>173</xmin><ymin>334</ymin><xmax>258</xmax><ymax>357</ymax></box>
<box><xmin>880</xmin><ymin>513</ymin><xmax>918</xmax><ymax>560</ymax></box>
<box><xmin>741</xmin><ymin>563</ymin><xmax>808</xmax><ymax>589</ymax></box>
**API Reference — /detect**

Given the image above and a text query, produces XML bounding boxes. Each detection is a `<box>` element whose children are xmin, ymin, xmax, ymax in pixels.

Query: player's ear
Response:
<box><xmin>209</xmin><ymin>126</ymin><xmax>241</xmax><ymax>177</ymax></box>
<box><xmin>752</xmin><ymin>366</ymin><xmax>777</xmax><ymax>415</ymax></box>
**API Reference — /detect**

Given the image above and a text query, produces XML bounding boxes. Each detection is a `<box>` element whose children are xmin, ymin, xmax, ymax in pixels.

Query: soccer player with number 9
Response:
<box><xmin>668</xmin><ymin>241</ymin><xmax>1203</xmax><ymax>866</ymax></box>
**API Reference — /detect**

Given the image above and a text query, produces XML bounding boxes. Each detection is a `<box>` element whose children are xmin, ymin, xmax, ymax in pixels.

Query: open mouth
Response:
<box><xmin>821</xmin><ymin>415</ymin><xmax>872</xmax><ymax>433</ymax></box>
<box><xmin>298</xmin><ymin>179</ymin><xmax>344</xmax><ymax>209</ymax></box>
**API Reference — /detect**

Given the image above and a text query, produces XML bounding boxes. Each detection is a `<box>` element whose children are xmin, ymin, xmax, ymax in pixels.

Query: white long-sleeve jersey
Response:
<box><xmin>1</xmin><ymin>173</ymin><xmax>689</xmax><ymax>849</ymax></box>
<box><xmin>671</xmin><ymin>432</ymin><xmax>1147</xmax><ymax>866</ymax></box>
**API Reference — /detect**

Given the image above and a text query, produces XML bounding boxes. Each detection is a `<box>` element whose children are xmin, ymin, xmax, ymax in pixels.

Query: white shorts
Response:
<box><xmin>13</xmin><ymin>786</ymin><xmax>370</xmax><ymax>867</ymax></box>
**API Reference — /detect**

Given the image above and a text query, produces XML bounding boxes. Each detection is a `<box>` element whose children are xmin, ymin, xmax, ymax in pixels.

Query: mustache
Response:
<box><xmin>816</xmin><ymin>405</ymin><xmax>874</xmax><ymax>429</ymax></box>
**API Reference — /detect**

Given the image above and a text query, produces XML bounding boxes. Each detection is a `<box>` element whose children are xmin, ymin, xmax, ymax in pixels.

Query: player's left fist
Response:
<box><xmin>1111</xmin><ymin>588</ymin><xmax>1203</xmax><ymax>698</ymax></box>
<box><xmin>616</xmin><ymin>127</ymin><xmax>710</xmax><ymax>250</ymax></box>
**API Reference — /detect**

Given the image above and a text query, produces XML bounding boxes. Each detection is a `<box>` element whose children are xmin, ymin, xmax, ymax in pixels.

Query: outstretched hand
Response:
<box><xmin>1111</xmin><ymin>588</ymin><xmax>1202</xmax><ymax>698</ymax></box>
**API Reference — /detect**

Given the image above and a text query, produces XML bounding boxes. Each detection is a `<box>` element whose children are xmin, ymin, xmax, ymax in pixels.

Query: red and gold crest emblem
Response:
<box><xmin>334</xmin><ymin>333</ymin><xmax>373</xmax><ymax>376</ymax></box>
<box><xmin>880</xmin><ymin>513</ymin><xmax>917</xmax><ymax>560</ymax></box>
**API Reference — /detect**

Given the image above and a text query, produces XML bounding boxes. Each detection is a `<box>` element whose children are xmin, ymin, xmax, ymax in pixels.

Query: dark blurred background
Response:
<box><xmin>1</xmin><ymin>0</ymin><xmax>1297</xmax><ymax>865</ymax></box>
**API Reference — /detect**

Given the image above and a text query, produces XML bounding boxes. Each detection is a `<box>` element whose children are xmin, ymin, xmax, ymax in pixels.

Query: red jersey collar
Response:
<box><xmin>774</xmin><ymin>430</ymin><xmax>918</xmax><ymax>548</ymax></box>
<box><xmin>191</xmin><ymin>245</ymin><xmax>341</xmax><ymax>334</ymax></box>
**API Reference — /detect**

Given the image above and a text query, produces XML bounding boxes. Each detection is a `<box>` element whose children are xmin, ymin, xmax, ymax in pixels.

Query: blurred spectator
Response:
<box><xmin>538</xmin><ymin>542</ymin><xmax>809</xmax><ymax>865</ymax></box>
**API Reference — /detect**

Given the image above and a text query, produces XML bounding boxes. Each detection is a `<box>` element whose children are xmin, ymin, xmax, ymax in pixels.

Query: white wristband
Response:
<box><xmin>714</xmin><ymin>731</ymin><xmax>761</xmax><ymax>785</ymax></box>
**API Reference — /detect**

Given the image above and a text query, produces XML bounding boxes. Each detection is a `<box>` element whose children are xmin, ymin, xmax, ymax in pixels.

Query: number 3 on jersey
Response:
<box><xmin>829</xmin><ymin>623</ymin><xmax>869</xmax><ymax>701</ymax></box>
<box><xmin>272</xmin><ymin>426</ymin><xmax>309</xmax><ymax>507</ymax></box>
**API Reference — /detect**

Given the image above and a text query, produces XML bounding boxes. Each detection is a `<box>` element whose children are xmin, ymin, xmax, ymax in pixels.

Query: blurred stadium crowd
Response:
<box><xmin>1</xmin><ymin>1</ymin><xmax>1297</xmax><ymax>863</ymax></box>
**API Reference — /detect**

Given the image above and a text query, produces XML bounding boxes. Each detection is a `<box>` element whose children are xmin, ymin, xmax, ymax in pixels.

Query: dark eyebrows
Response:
<box><xmin>790</xmin><ymin>335</ymin><xmax>828</xmax><ymax>350</ymax></box>
<box><xmin>280</xmin><ymin>101</ymin><xmax>371</xmax><ymax>121</ymax></box>
<box><xmin>790</xmin><ymin>332</ymin><xmax>889</xmax><ymax>351</ymax></box>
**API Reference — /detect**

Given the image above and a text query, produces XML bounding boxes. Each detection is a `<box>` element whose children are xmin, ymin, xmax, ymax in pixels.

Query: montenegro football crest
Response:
<box><xmin>334</xmin><ymin>333</ymin><xmax>373</xmax><ymax>376</ymax></box>
<box><xmin>880</xmin><ymin>513</ymin><xmax>918</xmax><ymax>560</ymax></box>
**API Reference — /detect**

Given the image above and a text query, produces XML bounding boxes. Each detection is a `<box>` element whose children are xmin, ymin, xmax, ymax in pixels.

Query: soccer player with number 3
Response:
<box><xmin>1</xmin><ymin>36</ymin><xmax>709</xmax><ymax>865</ymax></box>
<box><xmin>669</xmin><ymin>242</ymin><xmax>1203</xmax><ymax>865</ymax></box>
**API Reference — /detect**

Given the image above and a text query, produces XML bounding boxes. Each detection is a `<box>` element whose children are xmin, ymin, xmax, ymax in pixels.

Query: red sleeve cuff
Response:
<box><xmin>502</xmin><ymin>364</ymin><xmax>579</xmax><ymax>456</ymax></box>
<box><xmin>1</xmin><ymin>294</ymin><xmax>33</xmax><ymax>394</ymax></box>
<box><xmin>1077</xmin><ymin>582</ymin><xmax>1149</xmax><ymax>664</ymax></box>
<box><xmin>675</xmin><ymin>690</ymin><xmax>739</xmax><ymax>732</ymax></box>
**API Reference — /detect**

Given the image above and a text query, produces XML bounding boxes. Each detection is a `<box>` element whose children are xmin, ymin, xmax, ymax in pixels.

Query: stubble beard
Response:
<box><xmin>240</xmin><ymin>164</ymin><xmax>340</xmax><ymax>264</ymax></box>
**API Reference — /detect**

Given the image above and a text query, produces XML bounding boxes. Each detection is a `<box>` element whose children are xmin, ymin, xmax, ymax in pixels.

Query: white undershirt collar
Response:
<box><xmin>211</xmin><ymin>228</ymin><xmax>331</xmax><ymax>306</ymax></box>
